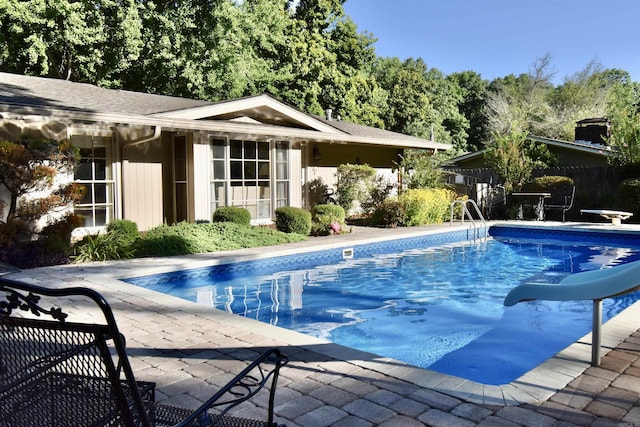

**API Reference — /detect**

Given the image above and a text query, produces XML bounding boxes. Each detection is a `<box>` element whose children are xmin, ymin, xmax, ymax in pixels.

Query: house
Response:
<box><xmin>447</xmin><ymin>134</ymin><xmax>613</xmax><ymax>170</ymax></box>
<box><xmin>0</xmin><ymin>72</ymin><xmax>450</xmax><ymax>233</ymax></box>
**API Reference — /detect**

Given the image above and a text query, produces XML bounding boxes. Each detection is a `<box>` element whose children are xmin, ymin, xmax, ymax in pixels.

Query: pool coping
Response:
<box><xmin>13</xmin><ymin>220</ymin><xmax>640</xmax><ymax>407</ymax></box>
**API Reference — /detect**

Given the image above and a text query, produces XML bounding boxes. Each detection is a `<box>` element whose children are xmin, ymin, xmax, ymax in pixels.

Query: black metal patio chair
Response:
<box><xmin>543</xmin><ymin>184</ymin><xmax>575</xmax><ymax>222</ymax></box>
<box><xmin>0</xmin><ymin>277</ymin><xmax>288</xmax><ymax>426</ymax></box>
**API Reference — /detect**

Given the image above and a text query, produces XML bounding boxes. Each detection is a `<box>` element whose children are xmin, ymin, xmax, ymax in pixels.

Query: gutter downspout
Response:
<box><xmin>121</xmin><ymin>125</ymin><xmax>162</xmax><ymax>151</ymax></box>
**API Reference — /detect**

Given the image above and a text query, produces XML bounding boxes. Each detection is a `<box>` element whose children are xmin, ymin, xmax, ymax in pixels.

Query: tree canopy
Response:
<box><xmin>0</xmin><ymin>0</ymin><xmax>143</xmax><ymax>86</ymax></box>
<box><xmin>1</xmin><ymin>0</ymin><xmax>638</xmax><ymax>155</ymax></box>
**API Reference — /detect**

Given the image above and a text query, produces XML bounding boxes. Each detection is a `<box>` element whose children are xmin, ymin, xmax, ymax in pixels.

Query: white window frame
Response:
<box><xmin>208</xmin><ymin>137</ymin><xmax>290</xmax><ymax>223</ymax></box>
<box><xmin>70</xmin><ymin>133</ymin><xmax>116</xmax><ymax>232</ymax></box>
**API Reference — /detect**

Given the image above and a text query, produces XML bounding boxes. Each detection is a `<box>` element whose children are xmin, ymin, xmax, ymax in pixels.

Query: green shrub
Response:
<box><xmin>361</xmin><ymin>175</ymin><xmax>395</xmax><ymax>214</ymax></box>
<box><xmin>369</xmin><ymin>199</ymin><xmax>406</xmax><ymax>228</ymax></box>
<box><xmin>39</xmin><ymin>213</ymin><xmax>84</xmax><ymax>255</ymax></box>
<box><xmin>0</xmin><ymin>213</ymin><xmax>85</xmax><ymax>268</ymax></box>
<box><xmin>313</xmin><ymin>204</ymin><xmax>345</xmax><ymax>221</ymax></box>
<box><xmin>212</xmin><ymin>206</ymin><xmax>251</xmax><ymax>225</ymax></box>
<box><xmin>1</xmin><ymin>240</ymin><xmax>69</xmax><ymax>269</ymax></box>
<box><xmin>618</xmin><ymin>178</ymin><xmax>640</xmax><ymax>221</ymax></box>
<box><xmin>311</xmin><ymin>204</ymin><xmax>346</xmax><ymax>236</ymax></box>
<box><xmin>73</xmin><ymin>232</ymin><xmax>132</xmax><ymax>263</ymax></box>
<box><xmin>274</xmin><ymin>207</ymin><xmax>311</xmax><ymax>235</ymax></box>
<box><xmin>399</xmin><ymin>188</ymin><xmax>457</xmax><ymax>226</ymax></box>
<box><xmin>132</xmin><ymin>222</ymin><xmax>306</xmax><ymax>257</ymax></box>
<box><xmin>335</xmin><ymin>163</ymin><xmax>377</xmax><ymax>213</ymax></box>
<box><xmin>526</xmin><ymin>175</ymin><xmax>573</xmax><ymax>191</ymax></box>
<box><xmin>132</xmin><ymin>222</ymin><xmax>216</xmax><ymax>256</ymax></box>
<box><xmin>106</xmin><ymin>219</ymin><xmax>139</xmax><ymax>246</ymax></box>
<box><xmin>73</xmin><ymin>219</ymin><xmax>141</xmax><ymax>263</ymax></box>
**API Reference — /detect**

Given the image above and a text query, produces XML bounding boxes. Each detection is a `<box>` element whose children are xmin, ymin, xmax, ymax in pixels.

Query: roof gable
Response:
<box><xmin>152</xmin><ymin>94</ymin><xmax>343</xmax><ymax>134</ymax></box>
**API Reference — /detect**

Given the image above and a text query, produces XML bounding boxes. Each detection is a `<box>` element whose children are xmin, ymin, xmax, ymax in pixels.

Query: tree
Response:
<box><xmin>606</xmin><ymin>81</ymin><xmax>640</xmax><ymax>166</ymax></box>
<box><xmin>373</xmin><ymin>57</ymin><xmax>468</xmax><ymax>149</ymax></box>
<box><xmin>275</xmin><ymin>0</ymin><xmax>387</xmax><ymax>126</ymax></box>
<box><xmin>399</xmin><ymin>149</ymin><xmax>446</xmax><ymax>189</ymax></box>
<box><xmin>484</xmin><ymin>55</ymin><xmax>634</xmax><ymax>145</ymax></box>
<box><xmin>484</xmin><ymin>130</ymin><xmax>552</xmax><ymax>191</ymax></box>
<box><xmin>485</xmin><ymin>54</ymin><xmax>555</xmax><ymax>137</ymax></box>
<box><xmin>373</xmin><ymin>57</ymin><xmax>435</xmax><ymax>138</ymax></box>
<box><xmin>428</xmin><ymin>68</ymin><xmax>469</xmax><ymax>150</ymax></box>
<box><xmin>548</xmin><ymin>60</ymin><xmax>612</xmax><ymax>140</ymax></box>
<box><xmin>318</xmin><ymin>16</ymin><xmax>386</xmax><ymax>126</ymax></box>
<box><xmin>123</xmin><ymin>0</ymin><xmax>294</xmax><ymax>100</ymax></box>
<box><xmin>274</xmin><ymin>0</ymin><xmax>346</xmax><ymax>113</ymax></box>
<box><xmin>447</xmin><ymin>71</ymin><xmax>489</xmax><ymax>151</ymax></box>
<box><xmin>0</xmin><ymin>0</ymin><xmax>143</xmax><ymax>86</ymax></box>
<box><xmin>0</xmin><ymin>137</ymin><xmax>83</xmax><ymax>267</ymax></box>
<box><xmin>335</xmin><ymin>163</ymin><xmax>376</xmax><ymax>213</ymax></box>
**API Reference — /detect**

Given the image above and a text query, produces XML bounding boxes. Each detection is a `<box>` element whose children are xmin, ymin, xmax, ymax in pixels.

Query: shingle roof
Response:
<box><xmin>0</xmin><ymin>72</ymin><xmax>212</xmax><ymax>116</ymax></box>
<box><xmin>0</xmin><ymin>72</ymin><xmax>451</xmax><ymax>150</ymax></box>
<box><xmin>446</xmin><ymin>134</ymin><xmax>612</xmax><ymax>166</ymax></box>
<box><xmin>316</xmin><ymin>116</ymin><xmax>436</xmax><ymax>146</ymax></box>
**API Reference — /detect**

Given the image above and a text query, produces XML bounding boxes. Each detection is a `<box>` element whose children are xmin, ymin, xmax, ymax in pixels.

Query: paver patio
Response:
<box><xmin>5</xmin><ymin>222</ymin><xmax>639</xmax><ymax>426</ymax></box>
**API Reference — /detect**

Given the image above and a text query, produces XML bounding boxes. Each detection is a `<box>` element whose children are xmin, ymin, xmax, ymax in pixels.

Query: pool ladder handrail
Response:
<box><xmin>450</xmin><ymin>199</ymin><xmax>488</xmax><ymax>241</ymax></box>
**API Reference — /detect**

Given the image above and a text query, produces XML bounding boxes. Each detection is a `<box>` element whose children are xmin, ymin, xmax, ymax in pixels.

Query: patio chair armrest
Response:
<box><xmin>174</xmin><ymin>348</ymin><xmax>288</xmax><ymax>427</ymax></box>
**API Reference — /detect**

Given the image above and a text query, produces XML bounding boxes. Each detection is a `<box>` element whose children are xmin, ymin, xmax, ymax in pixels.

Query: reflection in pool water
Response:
<box><xmin>132</xmin><ymin>231</ymin><xmax>640</xmax><ymax>385</ymax></box>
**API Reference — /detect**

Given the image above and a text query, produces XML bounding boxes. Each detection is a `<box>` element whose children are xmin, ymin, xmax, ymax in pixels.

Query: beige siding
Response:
<box><xmin>289</xmin><ymin>147</ymin><xmax>302</xmax><ymax>208</ymax></box>
<box><xmin>122</xmin><ymin>140</ymin><xmax>164</xmax><ymax>231</ymax></box>
<box><xmin>307</xmin><ymin>166</ymin><xmax>338</xmax><ymax>188</ymax></box>
<box><xmin>192</xmin><ymin>141</ymin><xmax>211</xmax><ymax>222</ymax></box>
<box><xmin>312</xmin><ymin>143</ymin><xmax>401</xmax><ymax>168</ymax></box>
<box><xmin>304</xmin><ymin>143</ymin><xmax>402</xmax><ymax>190</ymax></box>
<box><xmin>302</xmin><ymin>143</ymin><xmax>402</xmax><ymax>208</ymax></box>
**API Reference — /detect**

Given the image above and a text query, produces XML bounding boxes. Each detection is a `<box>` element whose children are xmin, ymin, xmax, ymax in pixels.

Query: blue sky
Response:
<box><xmin>343</xmin><ymin>0</ymin><xmax>640</xmax><ymax>84</ymax></box>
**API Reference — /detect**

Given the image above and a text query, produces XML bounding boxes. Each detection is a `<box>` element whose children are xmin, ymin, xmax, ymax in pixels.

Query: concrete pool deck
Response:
<box><xmin>4</xmin><ymin>220</ymin><xmax>640</xmax><ymax>426</ymax></box>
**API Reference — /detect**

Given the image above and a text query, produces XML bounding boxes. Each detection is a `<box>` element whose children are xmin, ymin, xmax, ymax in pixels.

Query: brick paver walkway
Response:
<box><xmin>7</xmin><ymin>222</ymin><xmax>640</xmax><ymax>426</ymax></box>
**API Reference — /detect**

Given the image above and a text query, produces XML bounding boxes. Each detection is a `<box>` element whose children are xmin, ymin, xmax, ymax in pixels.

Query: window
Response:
<box><xmin>230</xmin><ymin>139</ymin><xmax>270</xmax><ymax>219</ymax></box>
<box><xmin>209</xmin><ymin>138</ymin><xmax>226</xmax><ymax>213</ymax></box>
<box><xmin>72</xmin><ymin>135</ymin><xmax>114</xmax><ymax>227</ymax></box>
<box><xmin>173</xmin><ymin>136</ymin><xmax>188</xmax><ymax>222</ymax></box>
<box><xmin>275</xmin><ymin>142</ymin><xmax>289</xmax><ymax>209</ymax></box>
<box><xmin>209</xmin><ymin>138</ymin><xmax>289</xmax><ymax>221</ymax></box>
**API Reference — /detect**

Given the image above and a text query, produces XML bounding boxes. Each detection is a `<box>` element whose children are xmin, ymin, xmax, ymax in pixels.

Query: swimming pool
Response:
<box><xmin>125</xmin><ymin>225</ymin><xmax>640</xmax><ymax>385</ymax></box>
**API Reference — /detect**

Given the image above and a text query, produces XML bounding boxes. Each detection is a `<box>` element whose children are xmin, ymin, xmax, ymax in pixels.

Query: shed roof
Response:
<box><xmin>447</xmin><ymin>134</ymin><xmax>613</xmax><ymax>166</ymax></box>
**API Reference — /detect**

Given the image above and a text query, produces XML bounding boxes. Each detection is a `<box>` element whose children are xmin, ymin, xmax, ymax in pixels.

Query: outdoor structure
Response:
<box><xmin>0</xmin><ymin>72</ymin><xmax>450</xmax><ymax>234</ymax></box>
<box><xmin>443</xmin><ymin>130</ymin><xmax>617</xmax><ymax>221</ymax></box>
<box><xmin>447</xmin><ymin>134</ymin><xmax>613</xmax><ymax>169</ymax></box>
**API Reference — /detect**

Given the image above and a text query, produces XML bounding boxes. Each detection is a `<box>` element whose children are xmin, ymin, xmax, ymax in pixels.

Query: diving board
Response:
<box><xmin>504</xmin><ymin>260</ymin><xmax>640</xmax><ymax>366</ymax></box>
<box><xmin>581</xmin><ymin>209</ymin><xmax>633</xmax><ymax>225</ymax></box>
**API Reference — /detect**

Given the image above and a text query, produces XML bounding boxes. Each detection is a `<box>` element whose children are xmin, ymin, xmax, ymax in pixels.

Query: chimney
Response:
<box><xmin>325</xmin><ymin>109</ymin><xmax>332</xmax><ymax>121</ymax></box>
<box><xmin>575</xmin><ymin>118</ymin><xmax>610</xmax><ymax>145</ymax></box>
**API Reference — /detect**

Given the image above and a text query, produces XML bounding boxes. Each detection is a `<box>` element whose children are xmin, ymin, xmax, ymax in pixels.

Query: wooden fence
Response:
<box><xmin>444</xmin><ymin>166</ymin><xmax>625</xmax><ymax>221</ymax></box>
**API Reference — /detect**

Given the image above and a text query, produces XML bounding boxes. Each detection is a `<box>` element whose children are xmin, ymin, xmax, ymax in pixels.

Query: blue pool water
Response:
<box><xmin>125</xmin><ymin>227</ymin><xmax>640</xmax><ymax>385</ymax></box>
